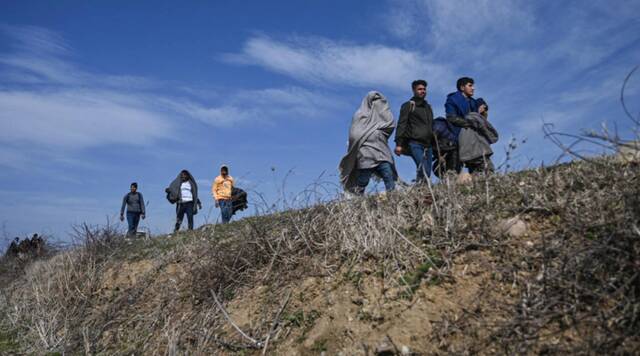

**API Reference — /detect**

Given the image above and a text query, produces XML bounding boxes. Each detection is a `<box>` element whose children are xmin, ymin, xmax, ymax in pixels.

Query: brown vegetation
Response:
<box><xmin>0</xmin><ymin>154</ymin><xmax>638</xmax><ymax>355</ymax></box>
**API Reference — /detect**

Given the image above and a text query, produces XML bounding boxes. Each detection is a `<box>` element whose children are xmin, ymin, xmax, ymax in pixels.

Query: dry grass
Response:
<box><xmin>0</xmin><ymin>154</ymin><xmax>637</xmax><ymax>354</ymax></box>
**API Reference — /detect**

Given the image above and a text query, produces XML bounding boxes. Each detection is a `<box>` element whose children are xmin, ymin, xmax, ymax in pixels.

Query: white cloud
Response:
<box><xmin>0</xmin><ymin>89</ymin><xmax>173</xmax><ymax>148</ymax></box>
<box><xmin>0</xmin><ymin>26</ymin><xmax>346</xmax><ymax>162</ymax></box>
<box><xmin>385</xmin><ymin>0</ymin><xmax>534</xmax><ymax>49</ymax></box>
<box><xmin>224</xmin><ymin>36</ymin><xmax>453</xmax><ymax>91</ymax></box>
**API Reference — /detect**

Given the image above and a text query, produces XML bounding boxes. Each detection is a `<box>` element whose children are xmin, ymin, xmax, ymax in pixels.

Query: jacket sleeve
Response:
<box><xmin>482</xmin><ymin>120</ymin><xmax>499</xmax><ymax>144</ymax></box>
<box><xmin>139</xmin><ymin>193</ymin><xmax>146</xmax><ymax>215</ymax></box>
<box><xmin>212</xmin><ymin>179</ymin><xmax>220</xmax><ymax>201</ymax></box>
<box><xmin>445</xmin><ymin>97</ymin><xmax>471</xmax><ymax>128</ymax></box>
<box><xmin>395</xmin><ymin>102</ymin><xmax>410</xmax><ymax>147</ymax></box>
<box><xmin>120</xmin><ymin>194</ymin><xmax>127</xmax><ymax>215</ymax></box>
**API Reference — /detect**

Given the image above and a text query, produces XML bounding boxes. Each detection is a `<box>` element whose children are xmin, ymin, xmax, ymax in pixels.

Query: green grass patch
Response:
<box><xmin>0</xmin><ymin>328</ymin><xmax>20</xmax><ymax>354</ymax></box>
<box><xmin>400</xmin><ymin>255</ymin><xmax>444</xmax><ymax>298</ymax></box>
<box><xmin>310</xmin><ymin>338</ymin><xmax>328</xmax><ymax>353</ymax></box>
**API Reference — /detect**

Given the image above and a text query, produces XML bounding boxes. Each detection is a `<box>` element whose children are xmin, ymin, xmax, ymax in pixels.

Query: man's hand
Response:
<box><xmin>197</xmin><ymin>201</ymin><xmax>203</xmax><ymax>210</ymax></box>
<box><xmin>141</xmin><ymin>214</ymin><xmax>145</xmax><ymax>220</ymax></box>
<box><xmin>119</xmin><ymin>215</ymin><xmax>124</xmax><ymax>222</ymax></box>
<box><xmin>215</xmin><ymin>200</ymin><xmax>219</xmax><ymax>208</ymax></box>
<box><xmin>394</xmin><ymin>146</ymin><xmax>403</xmax><ymax>156</ymax></box>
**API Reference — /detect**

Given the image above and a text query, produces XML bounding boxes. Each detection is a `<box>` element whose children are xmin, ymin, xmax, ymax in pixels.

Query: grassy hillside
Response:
<box><xmin>1</xmin><ymin>156</ymin><xmax>638</xmax><ymax>355</ymax></box>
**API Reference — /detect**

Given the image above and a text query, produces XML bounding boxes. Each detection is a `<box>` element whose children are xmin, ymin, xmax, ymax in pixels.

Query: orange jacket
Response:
<box><xmin>212</xmin><ymin>175</ymin><xmax>234</xmax><ymax>200</ymax></box>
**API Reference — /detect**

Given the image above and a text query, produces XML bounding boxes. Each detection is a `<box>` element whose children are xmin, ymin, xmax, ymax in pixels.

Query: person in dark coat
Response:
<box><xmin>432</xmin><ymin>116</ymin><xmax>462</xmax><ymax>177</ymax></box>
<box><xmin>6</xmin><ymin>237</ymin><xmax>19</xmax><ymax>256</ymax></box>
<box><xmin>394</xmin><ymin>79</ymin><xmax>435</xmax><ymax>183</ymax></box>
<box><xmin>166</xmin><ymin>170</ymin><xmax>202</xmax><ymax>231</ymax></box>
<box><xmin>445</xmin><ymin>76</ymin><xmax>479</xmax><ymax>139</ymax></box>
<box><xmin>120</xmin><ymin>182</ymin><xmax>146</xmax><ymax>236</ymax></box>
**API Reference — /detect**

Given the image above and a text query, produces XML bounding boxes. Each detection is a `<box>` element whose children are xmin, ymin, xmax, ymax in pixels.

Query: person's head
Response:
<box><xmin>180</xmin><ymin>170</ymin><xmax>190</xmax><ymax>182</ymax></box>
<box><xmin>411</xmin><ymin>79</ymin><xmax>427</xmax><ymax>99</ymax></box>
<box><xmin>220</xmin><ymin>165</ymin><xmax>229</xmax><ymax>177</ymax></box>
<box><xmin>456</xmin><ymin>77</ymin><xmax>475</xmax><ymax>97</ymax></box>
<box><xmin>130</xmin><ymin>182</ymin><xmax>138</xmax><ymax>193</ymax></box>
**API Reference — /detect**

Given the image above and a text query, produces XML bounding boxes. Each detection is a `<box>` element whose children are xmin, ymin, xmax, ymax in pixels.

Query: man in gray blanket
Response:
<box><xmin>339</xmin><ymin>91</ymin><xmax>397</xmax><ymax>194</ymax></box>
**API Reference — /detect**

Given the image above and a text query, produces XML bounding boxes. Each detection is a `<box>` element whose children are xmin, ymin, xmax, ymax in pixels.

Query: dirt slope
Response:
<box><xmin>1</xmin><ymin>157</ymin><xmax>638</xmax><ymax>355</ymax></box>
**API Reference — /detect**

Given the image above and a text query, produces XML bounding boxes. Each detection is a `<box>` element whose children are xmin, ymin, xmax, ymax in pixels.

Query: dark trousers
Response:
<box><xmin>126</xmin><ymin>211</ymin><xmax>141</xmax><ymax>236</ymax></box>
<box><xmin>465</xmin><ymin>156</ymin><xmax>495</xmax><ymax>174</ymax></box>
<box><xmin>219</xmin><ymin>199</ymin><xmax>233</xmax><ymax>224</ymax></box>
<box><xmin>355</xmin><ymin>161</ymin><xmax>395</xmax><ymax>194</ymax></box>
<box><xmin>408</xmin><ymin>141</ymin><xmax>432</xmax><ymax>182</ymax></box>
<box><xmin>175</xmin><ymin>201</ymin><xmax>194</xmax><ymax>231</ymax></box>
<box><xmin>433</xmin><ymin>149</ymin><xmax>461</xmax><ymax>178</ymax></box>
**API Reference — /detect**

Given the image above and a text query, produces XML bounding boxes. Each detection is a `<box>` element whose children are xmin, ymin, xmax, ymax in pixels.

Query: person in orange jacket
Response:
<box><xmin>212</xmin><ymin>165</ymin><xmax>234</xmax><ymax>224</ymax></box>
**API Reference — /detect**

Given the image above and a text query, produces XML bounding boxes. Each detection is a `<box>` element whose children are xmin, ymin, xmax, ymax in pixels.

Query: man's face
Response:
<box><xmin>221</xmin><ymin>169</ymin><xmax>228</xmax><ymax>177</ymax></box>
<box><xmin>413</xmin><ymin>84</ymin><xmax>426</xmax><ymax>99</ymax></box>
<box><xmin>461</xmin><ymin>83</ymin><xmax>474</xmax><ymax>97</ymax></box>
<box><xmin>181</xmin><ymin>172</ymin><xmax>188</xmax><ymax>182</ymax></box>
<box><xmin>130</xmin><ymin>185</ymin><xmax>137</xmax><ymax>193</ymax></box>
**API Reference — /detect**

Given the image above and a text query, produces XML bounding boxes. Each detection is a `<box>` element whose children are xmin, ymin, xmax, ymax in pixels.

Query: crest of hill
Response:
<box><xmin>1</xmin><ymin>155</ymin><xmax>639</xmax><ymax>355</ymax></box>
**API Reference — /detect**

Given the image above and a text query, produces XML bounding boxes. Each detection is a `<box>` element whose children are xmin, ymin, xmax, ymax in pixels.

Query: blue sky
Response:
<box><xmin>1</xmin><ymin>0</ymin><xmax>639</xmax><ymax>244</ymax></box>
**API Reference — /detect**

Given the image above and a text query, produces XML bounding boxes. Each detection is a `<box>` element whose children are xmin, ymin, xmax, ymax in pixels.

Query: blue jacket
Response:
<box><xmin>433</xmin><ymin>117</ymin><xmax>457</xmax><ymax>142</ymax></box>
<box><xmin>445</xmin><ymin>91</ymin><xmax>478</xmax><ymax>138</ymax></box>
<box><xmin>432</xmin><ymin>117</ymin><xmax>457</xmax><ymax>152</ymax></box>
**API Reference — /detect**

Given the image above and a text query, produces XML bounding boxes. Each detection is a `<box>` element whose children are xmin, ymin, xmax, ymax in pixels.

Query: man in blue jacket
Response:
<box><xmin>445</xmin><ymin>78</ymin><xmax>496</xmax><ymax>174</ymax></box>
<box><xmin>445</xmin><ymin>77</ymin><xmax>478</xmax><ymax>137</ymax></box>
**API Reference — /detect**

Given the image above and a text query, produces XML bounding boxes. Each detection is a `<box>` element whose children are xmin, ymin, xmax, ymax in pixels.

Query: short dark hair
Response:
<box><xmin>456</xmin><ymin>77</ymin><xmax>474</xmax><ymax>91</ymax></box>
<box><xmin>131</xmin><ymin>182</ymin><xmax>138</xmax><ymax>188</ymax></box>
<box><xmin>221</xmin><ymin>166</ymin><xmax>229</xmax><ymax>173</ymax></box>
<box><xmin>411</xmin><ymin>79</ymin><xmax>427</xmax><ymax>90</ymax></box>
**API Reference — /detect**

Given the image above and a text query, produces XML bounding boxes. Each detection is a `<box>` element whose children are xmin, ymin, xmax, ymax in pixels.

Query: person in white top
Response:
<box><xmin>166</xmin><ymin>170</ymin><xmax>201</xmax><ymax>232</ymax></box>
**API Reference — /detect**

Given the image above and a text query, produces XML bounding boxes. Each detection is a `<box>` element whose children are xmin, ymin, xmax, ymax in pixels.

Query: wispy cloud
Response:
<box><xmin>158</xmin><ymin>86</ymin><xmax>348</xmax><ymax>127</ymax></box>
<box><xmin>0</xmin><ymin>26</ymin><xmax>346</xmax><ymax>168</ymax></box>
<box><xmin>224</xmin><ymin>35</ymin><xmax>453</xmax><ymax>91</ymax></box>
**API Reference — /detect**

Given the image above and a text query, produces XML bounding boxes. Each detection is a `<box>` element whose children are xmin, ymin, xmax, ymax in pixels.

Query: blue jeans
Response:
<box><xmin>408</xmin><ymin>141</ymin><xmax>432</xmax><ymax>182</ymax></box>
<box><xmin>219</xmin><ymin>200</ymin><xmax>233</xmax><ymax>224</ymax></box>
<box><xmin>126</xmin><ymin>212</ymin><xmax>141</xmax><ymax>236</ymax></box>
<box><xmin>356</xmin><ymin>161</ymin><xmax>395</xmax><ymax>194</ymax></box>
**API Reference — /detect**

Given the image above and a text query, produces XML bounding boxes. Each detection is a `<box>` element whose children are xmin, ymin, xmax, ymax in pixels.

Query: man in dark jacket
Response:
<box><xmin>120</xmin><ymin>182</ymin><xmax>145</xmax><ymax>236</ymax></box>
<box><xmin>394</xmin><ymin>79</ymin><xmax>434</xmax><ymax>183</ymax></box>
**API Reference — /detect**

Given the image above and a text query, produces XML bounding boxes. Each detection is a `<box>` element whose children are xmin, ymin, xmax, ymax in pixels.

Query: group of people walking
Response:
<box><xmin>340</xmin><ymin>76</ymin><xmax>499</xmax><ymax>194</ymax></box>
<box><xmin>120</xmin><ymin>165</ymin><xmax>248</xmax><ymax>236</ymax></box>
<box><xmin>120</xmin><ymin>76</ymin><xmax>497</xmax><ymax>236</ymax></box>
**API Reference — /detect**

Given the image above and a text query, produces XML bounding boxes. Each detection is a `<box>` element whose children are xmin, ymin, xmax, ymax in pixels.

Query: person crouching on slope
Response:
<box><xmin>166</xmin><ymin>170</ymin><xmax>202</xmax><ymax>232</ymax></box>
<box><xmin>120</xmin><ymin>182</ymin><xmax>145</xmax><ymax>236</ymax></box>
<box><xmin>212</xmin><ymin>165</ymin><xmax>234</xmax><ymax>224</ymax></box>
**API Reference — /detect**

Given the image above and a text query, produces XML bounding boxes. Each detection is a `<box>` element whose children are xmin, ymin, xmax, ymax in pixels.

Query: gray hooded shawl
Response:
<box><xmin>339</xmin><ymin>91</ymin><xmax>397</xmax><ymax>191</ymax></box>
<box><xmin>458</xmin><ymin>112</ymin><xmax>499</xmax><ymax>162</ymax></box>
<box><xmin>166</xmin><ymin>170</ymin><xmax>199</xmax><ymax>214</ymax></box>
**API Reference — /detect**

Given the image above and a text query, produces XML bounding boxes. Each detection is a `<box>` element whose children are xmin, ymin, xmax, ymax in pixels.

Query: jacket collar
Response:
<box><xmin>411</xmin><ymin>96</ymin><xmax>428</xmax><ymax>106</ymax></box>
